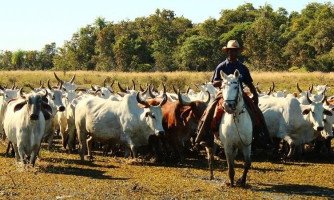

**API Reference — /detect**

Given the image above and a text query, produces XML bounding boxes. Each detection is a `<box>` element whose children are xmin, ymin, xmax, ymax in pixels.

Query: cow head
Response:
<box><xmin>302</xmin><ymin>93</ymin><xmax>332</xmax><ymax>131</ymax></box>
<box><xmin>137</xmin><ymin>92</ymin><xmax>167</xmax><ymax>137</ymax></box>
<box><xmin>177</xmin><ymin>89</ymin><xmax>209</xmax><ymax>133</ymax></box>
<box><xmin>14</xmin><ymin>90</ymin><xmax>52</xmax><ymax>121</ymax></box>
<box><xmin>54</xmin><ymin>72</ymin><xmax>77</xmax><ymax>91</ymax></box>
<box><xmin>47</xmin><ymin>80</ymin><xmax>65</xmax><ymax>113</ymax></box>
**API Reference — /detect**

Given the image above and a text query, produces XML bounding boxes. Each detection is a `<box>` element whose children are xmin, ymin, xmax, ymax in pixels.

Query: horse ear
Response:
<box><xmin>234</xmin><ymin>69</ymin><xmax>240</xmax><ymax>78</ymax></box>
<box><xmin>219</xmin><ymin>71</ymin><xmax>228</xmax><ymax>80</ymax></box>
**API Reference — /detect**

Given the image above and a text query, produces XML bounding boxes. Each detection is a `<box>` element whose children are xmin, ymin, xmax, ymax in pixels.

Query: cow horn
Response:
<box><xmin>39</xmin><ymin>81</ymin><xmax>45</xmax><ymax>89</ymax></box>
<box><xmin>11</xmin><ymin>82</ymin><xmax>15</xmax><ymax>90</ymax></box>
<box><xmin>19</xmin><ymin>88</ymin><xmax>25</xmax><ymax>99</ymax></box>
<box><xmin>306</xmin><ymin>92</ymin><xmax>313</xmax><ymax>104</ymax></box>
<box><xmin>26</xmin><ymin>84</ymin><xmax>34</xmax><ymax>90</ymax></box>
<box><xmin>173</xmin><ymin>85</ymin><xmax>178</xmax><ymax>94</ymax></box>
<box><xmin>136</xmin><ymin>92</ymin><xmax>150</xmax><ymax>107</ymax></box>
<box><xmin>195</xmin><ymin>84</ymin><xmax>200</xmax><ymax>90</ymax></box>
<box><xmin>4</xmin><ymin>84</ymin><xmax>7</xmax><ymax>89</ymax></box>
<box><xmin>309</xmin><ymin>84</ymin><xmax>313</xmax><ymax>94</ymax></box>
<box><xmin>58</xmin><ymin>81</ymin><xmax>63</xmax><ymax>90</ymax></box>
<box><xmin>91</xmin><ymin>85</ymin><xmax>96</xmax><ymax>91</ymax></box>
<box><xmin>132</xmin><ymin>80</ymin><xmax>136</xmax><ymax>90</ymax></box>
<box><xmin>94</xmin><ymin>89</ymin><xmax>101</xmax><ymax>95</ymax></box>
<box><xmin>272</xmin><ymin>82</ymin><xmax>275</xmax><ymax>92</ymax></box>
<box><xmin>186</xmin><ymin>86</ymin><xmax>191</xmax><ymax>94</ymax></box>
<box><xmin>148</xmin><ymin>84</ymin><xmax>157</xmax><ymax>98</ymax></box>
<box><xmin>118</xmin><ymin>82</ymin><xmax>127</xmax><ymax>93</ymax></box>
<box><xmin>54</xmin><ymin>72</ymin><xmax>64</xmax><ymax>84</ymax></box>
<box><xmin>75</xmin><ymin>88</ymin><xmax>87</xmax><ymax>92</ymax></box>
<box><xmin>103</xmin><ymin>78</ymin><xmax>107</xmax><ymax>87</ymax></box>
<box><xmin>47</xmin><ymin>79</ymin><xmax>52</xmax><ymax>90</ymax></box>
<box><xmin>69</xmin><ymin>74</ymin><xmax>76</xmax><ymax>83</ymax></box>
<box><xmin>162</xmin><ymin>83</ymin><xmax>166</xmax><ymax>94</ymax></box>
<box><xmin>267</xmin><ymin>87</ymin><xmax>272</xmax><ymax>95</ymax></box>
<box><xmin>325</xmin><ymin>97</ymin><xmax>330</xmax><ymax>105</ymax></box>
<box><xmin>139</xmin><ymin>84</ymin><xmax>145</xmax><ymax>92</ymax></box>
<box><xmin>205</xmin><ymin>91</ymin><xmax>211</xmax><ymax>104</ymax></box>
<box><xmin>256</xmin><ymin>85</ymin><xmax>262</xmax><ymax>94</ymax></box>
<box><xmin>321</xmin><ymin>88</ymin><xmax>327</xmax><ymax>103</ymax></box>
<box><xmin>107</xmin><ymin>88</ymin><xmax>114</xmax><ymax>94</ymax></box>
<box><xmin>178</xmin><ymin>90</ymin><xmax>192</xmax><ymax>106</ymax></box>
<box><xmin>159</xmin><ymin>93</ymin><xmax>168</xmax><ymax>107</ymax></box>
<box><xmin>43</xmin><ymin>89</ymin><xmax>48</xmax><ymax>98</ymax></box>
<box><xmin>297</xmin><ymin>83</ymin><xmax>302</xmax><ymax>93</ymax></box>
<box><xmin>110</xmin><ymin>80</ymin><xmax>115</xmax><ymax>88</ymax></box>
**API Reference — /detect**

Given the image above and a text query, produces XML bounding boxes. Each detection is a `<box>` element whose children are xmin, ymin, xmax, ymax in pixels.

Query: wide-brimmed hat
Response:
<box><xmin>222</xmin><ymin>40</ymin><xmax>243</xmax><ymax>52</ymax></box>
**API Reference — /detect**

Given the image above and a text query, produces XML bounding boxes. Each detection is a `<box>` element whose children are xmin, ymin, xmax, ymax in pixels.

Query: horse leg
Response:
<box><xmin>237</xmin><ymin>145</ymin><xmax>251</xmax><ymax>187</ymax></box>
<box><xmin>201</xmin><ymin>141</ymin><xmax>214</xmax><ymax>180</ymax></box>
<box><xmin>224</xmin><ymin>147</ymin><xmax>235</xmax><ymax>187</ymax></box>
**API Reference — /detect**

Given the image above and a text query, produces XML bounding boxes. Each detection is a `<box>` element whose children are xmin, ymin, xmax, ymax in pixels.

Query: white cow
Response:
<box><xmin>3</xmin><ymin>91</ymin><xmax>52</xmax><ymax>166</ymax></box>
<box><xmin>75</xmin><ymin>91</ymin><xmax>167</xmax><ymax>160</ymax></box>
<box><xmin>43</xmin><ymin>80</ymin><xmax>66</xmax><ymax>149</ymax></box>
<box><xmin>259</xmin><ymin>93</ymin><xmax>332</xmax><ymax>158</ymax></box>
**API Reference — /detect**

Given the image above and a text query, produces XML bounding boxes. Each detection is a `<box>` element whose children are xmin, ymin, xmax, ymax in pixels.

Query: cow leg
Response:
<box><xmin>17</xmin><ymin>143</ymin><xmax>26</xmax><ymax>164</ymax></box>
<box><xmin>12</xmin><ymin>143</ymin><xmax>20</xmax><ymax>162</ymax></box>
<box><xmin>77</xmin><ymin>129</ymin><xmax>87</xmax><ymax>161</ymax></box>
<box><xmin>47</xmin><ymin>133</ymin><xmax>54</xmax><ymax>150</ymax></box>
<box><xmin>237</xmin><ymin>145</ymin><xmax>251</xmax><ymax>187</ymax></box>
<box><xmin>86</xmin><ymin>136</ymin><xmax>94</xmax><ymax>160</ymax></box>
<box><xmin>67</xmin><ymin>125</ymin><xmax>76</xmax><ymax>153</ymax></box>
<box><xmin>30</xmin><ymin>145</ymin><xmax>41</xmax><ymax>167</ymax></box>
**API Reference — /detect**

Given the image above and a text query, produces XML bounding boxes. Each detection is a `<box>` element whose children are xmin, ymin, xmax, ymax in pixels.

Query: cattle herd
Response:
<box><xmin>0</xmin><ymin>71</ymin><xmax>333</xmax><ymax>187</ymax></box>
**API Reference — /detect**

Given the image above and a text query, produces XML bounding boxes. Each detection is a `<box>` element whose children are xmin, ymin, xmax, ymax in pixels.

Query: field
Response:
<box><xmin>0</xmin><ymin>71</ymin><xmax>334</xmax><ymax>199</ymax></box>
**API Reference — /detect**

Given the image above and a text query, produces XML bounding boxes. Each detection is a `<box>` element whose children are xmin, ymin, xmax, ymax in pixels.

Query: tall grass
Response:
<box><xmin>0</xmin><ymin>71</ymin><xmax>333</xmax><ymax>95</ymax></box>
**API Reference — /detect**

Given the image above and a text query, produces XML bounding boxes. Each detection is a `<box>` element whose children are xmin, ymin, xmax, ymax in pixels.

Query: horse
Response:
<box><xmin>200</xmin><ymin>69</ymin><xmax>253</xmax><ymax>188</ymax></box>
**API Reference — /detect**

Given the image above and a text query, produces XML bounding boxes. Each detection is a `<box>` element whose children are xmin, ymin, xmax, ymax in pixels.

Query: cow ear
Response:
<box><xmin>324</xmin><ymin>109</ymin><xmax>333</xmax><ymax>116</ymax></box>
<box><xmin>145</xmin><ymin>112</ymin><xmax>151</xmax><ymax>118</ymax></box>
<box><xmin>180</xmin><ymin>107</ymin><xmax>192</xmax><ymax>126</ymax></box>
<box><xmin>302</xmin><ymin>108</ymin><xmax>311</xmax><ymax>115</ymax></box>
<box><xmin>14</xmin><ymin>101</ymin><xmax>27</xmax><ymax>112</ymax></box>
<box><xmin>42</xmin><ymin>102</ymin><xmax>53</xmax><ymax>120</ymax></box>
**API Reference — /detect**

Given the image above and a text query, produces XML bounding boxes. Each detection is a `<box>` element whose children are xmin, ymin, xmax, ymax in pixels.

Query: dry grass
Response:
<box><xmin>1</xmin><ymin>70</ymin><xmax>334</xmax><ymax>95</ymax></box>
<box><xmin>0</xmin><ymin>71</ymin><xmax>334</xmax><ymax>199</ymax></box>
<box><xmin>0</xmin><ymin>140</ymin><xmax>333</xmax><ymax>199</ymax></box>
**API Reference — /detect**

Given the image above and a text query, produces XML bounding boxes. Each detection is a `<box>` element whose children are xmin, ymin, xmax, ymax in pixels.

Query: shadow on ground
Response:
<box><xmin>254</xmin><ymin>183</ymin><xmax>334</xmax><ymax>198</ymax></box>
<box><xmin>38</xmin><ymin>164</ymin><xmax>128</xmax><ymax>180</ymax></box>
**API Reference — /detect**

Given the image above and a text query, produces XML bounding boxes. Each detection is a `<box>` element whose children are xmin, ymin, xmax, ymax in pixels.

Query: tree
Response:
<box><xmin>176</xmin><ymin>35</ymin><xmax>220</xmax><ymax>71</ymax></box>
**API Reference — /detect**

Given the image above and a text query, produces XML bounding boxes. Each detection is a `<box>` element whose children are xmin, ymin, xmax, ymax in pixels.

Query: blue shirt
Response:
<box><xmin>212</xmin><ymin>59</ymin><xmax>253</xmax><ymax>85</ymax></box>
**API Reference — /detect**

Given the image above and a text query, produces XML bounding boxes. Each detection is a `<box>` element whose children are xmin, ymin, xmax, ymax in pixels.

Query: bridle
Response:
<box><xmin>222</xmin><ymin>79</ymin><xmax>251</xmax><ymax>146</ymax></box>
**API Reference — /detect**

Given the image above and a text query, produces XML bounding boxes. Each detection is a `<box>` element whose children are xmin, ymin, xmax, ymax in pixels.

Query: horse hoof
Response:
<box><xmin>225</xmin><ymin>182</ymin><xmax>234</xmax><ymax>187</ymax></box>
<box><xmin>236</xmin><ymin>178</ymin><xmax>246</xmax><ymax>187</ymax></box>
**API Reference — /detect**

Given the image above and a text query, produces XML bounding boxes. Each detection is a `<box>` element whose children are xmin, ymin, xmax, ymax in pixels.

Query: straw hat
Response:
<box><xmin>222</xmin><ymin>40</ymin><xmax>243</xmax><ymax>52</ymax></box>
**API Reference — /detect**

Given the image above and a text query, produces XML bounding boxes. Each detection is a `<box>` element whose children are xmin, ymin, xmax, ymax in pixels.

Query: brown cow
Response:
<box><xmin>147</xmin><ymin>90</ymin><xmax>210</xmax><ymax>162</ymax></box>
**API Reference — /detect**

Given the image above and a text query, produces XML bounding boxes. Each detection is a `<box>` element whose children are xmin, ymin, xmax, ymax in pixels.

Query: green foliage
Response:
<box><xmin>1</xmin><ymin>2</ymin><xmax>334</xmax><ymax>72</ymax></box>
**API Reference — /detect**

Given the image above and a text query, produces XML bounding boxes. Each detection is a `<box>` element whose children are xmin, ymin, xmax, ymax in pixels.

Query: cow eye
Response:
<box><xmin>151</xmin><ymin>114</ymin><xmax>156</xmax><ymax>119</ymax></box>
<box><xmin>52</xmin><ymin>95</ymin><xmax>55</xmax><ymax>100</ymax></box>
<box><xmin>102</xmin><ymin>93</ymin><xmax>105</xmax><ymax>96</ymax></box>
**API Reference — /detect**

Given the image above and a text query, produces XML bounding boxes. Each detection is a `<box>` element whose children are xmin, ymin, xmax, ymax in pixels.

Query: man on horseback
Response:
<box><xmin>194</xmin><ymin>40</ymin><xmax>273</xmax><ymax>151</ymax></box>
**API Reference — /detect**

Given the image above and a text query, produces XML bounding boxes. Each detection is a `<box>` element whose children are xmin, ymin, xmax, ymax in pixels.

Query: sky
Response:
<box><xmin>0</xmin><ymin>0</ymin><xmax>330</xmax><ymax>51</ymax></box>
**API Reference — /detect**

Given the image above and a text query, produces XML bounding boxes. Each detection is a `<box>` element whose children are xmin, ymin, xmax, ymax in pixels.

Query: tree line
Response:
<box><xmin>1</xmin><ymin>2</ymin><xmax>334</xmax><ymax>72</ymax></box>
